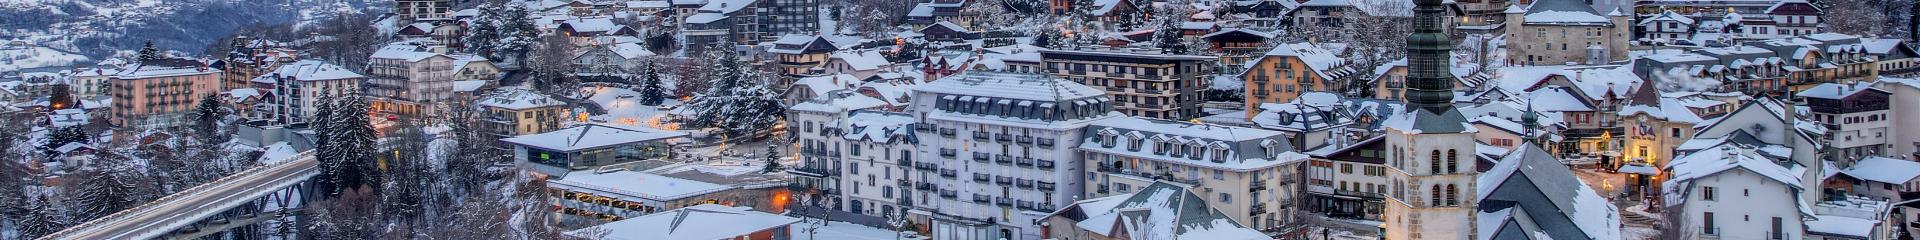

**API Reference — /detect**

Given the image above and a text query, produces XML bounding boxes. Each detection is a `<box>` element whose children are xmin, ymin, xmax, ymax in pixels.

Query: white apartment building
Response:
<box><xmin>906</xmin><ymin>71</ymin><xmax>1118</xmax><ymax>240</ymax></box>
<box><xmin>1662</xmin><ymin>145</ymin><xmax>1809</xmax><ymax>240</ymax></box>
<box><xmin>366</xmin><ymin>42</ymin><xmax>456</xmax><ymax>116</ymax></box>
<box><xmin>1079</xmin><ymin>116</ymin><xmax>1309</xmax><ymax>233</ymax></box>
<box><xmin>252</xmin><ymin>60</ymin><xmax>365</xmax><ymax>125</ymax></box>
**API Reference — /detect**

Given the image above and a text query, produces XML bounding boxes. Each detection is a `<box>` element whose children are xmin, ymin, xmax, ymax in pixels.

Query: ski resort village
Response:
<box><xmin>4</xmin><ymin>0</ymin><xmax>1920</xmax><ymax>239</ymax></box>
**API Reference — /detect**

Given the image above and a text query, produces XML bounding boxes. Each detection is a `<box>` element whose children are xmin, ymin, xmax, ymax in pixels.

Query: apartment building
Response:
<box><xmin>1504</xmin><ymin>0</ymin><xmax>1631</xmax><ymax>66</ymax></box>
<box><xmin>252</xmin><ymin>60</ymin><xmax>364</xmax><ymax>126</ymax></box>
<box><xmin>681</xmin><ymin>0</ymin><xmax>820</xmax><ymax>54</ymax></box>
<box><xmin>108</xmin><ymin>58</ymin><xmax>223</xmax><ymax>128</ymax></box>
<box><xmin>477</xmin><ymin>88</ymin><xmax>569</xmax><ymax>141</ymax></box>
<box><xmin>366</xmin><ymin>42</ymin><xmax>457</xmax><ymax>116</ymax></box>
<box><xmin>1079</xmin><ymin>117</ymin><xmax>1309</xmax><ymax>234</ymax></box>
<box><xmin>907</xmin><ymin>71</ymin><xmax>1117</xmax><ymax>240</ymax></box>
<box><xmin>1242</xmin><ymin>42</ymin><xmax>1359</xmax><ymax>119</ymax></box>
<box><xmin>1041</xmin><ymin>48</ymin><xmax>1216</xmax><ymax>120</ymax></box>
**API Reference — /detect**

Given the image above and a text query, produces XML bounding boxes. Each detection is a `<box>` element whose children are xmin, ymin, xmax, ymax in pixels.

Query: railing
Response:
<box><xmin>1015</xmin><ymin>157</ymin><xmax>1034</xmax><ymax>167</ymax></box>
<box><xmin>1252</xmin><ymin>203</ymin><xmax>1268</xmax><ymax>214</ymax></box>
<box><xmin>973</xmin><ymin>173</ymin><xmax>990</xmax><ymax>182</ymax></box>
<box><xmin>1250</xmin><ymin>179</ymin><xmax>1268</xmax><ymax>192</ymax></box>
<box><xmin>972</xmin><ymin>131</ymin><xmax>990</xmax><ymax>141</ymax></box>
<box><xmin>940</xmin><ymin>149</ymin><xmax>957</xmax><ymax>158</ymax></box>
<box><xmin>939</xmin><ymin>169</ymin><xmax>957</xmax><ymax>178</ymax></box>
<box><xmin>1702</xmin><ymin>227</ymin><xmax>1721</xmax><ymax>237</ymax></box>
<box><xmin>995</xmin><ymin>155</ymin><xmax>1013</xmax><ymax>165</ymax></box>
<box><xmin>995</xmin><ymin>133</ymin><xmax>1012</xmax><ymax>143</ymax></box>
<box><xmin>1036</xmin><ymin>138</ymin><xmax>1055</xmax><ymax>148</ymax></box>
<box><xmin>1097</xmin><ymin>185</ymin><xmax>1110</xmax><ymax>194</ymax></box>
<box><xmin>972</xmin><ymin>194</ymin><xmax>991</xmax><ymax>203</ymax></box>
<box><xmin>1037</xmin><ymin>160</ymin><xmax>1056</xmax><ymax>170</ymax></box>
<box><xmin>939</xmin><ymin>190</ymin><xmax>958</xmax><ymax>199</ymax></box>
<box><xmin>1335</xmin><ymin>189</ymin><xmax>1384</xmax><ymax>198</ymax></box>
<box><xmin>1015</xmin><ymin>136</ymin><xmax>1033</xmax><ymax>145</ymax></box>
<box><xmin>995</xmin><ymin>197</ymin><xmax>1014</xmax><ymax>206</ymax></box>
<box><xmin>995</xmin><ymin>176</ymin><xmax>1013</xmax><ymax>186</ymax></box>
<box><xmin>1038</xmin><ymin>181</ymin><xmax>1056</xmax><ymax>191</ymax></box>
<box><xmin>897</xmin><ymin>158</ymin><xmax>911</xmax><ymax>167</ymax></box>
<box><xmin>972</xmin><ymin>153</ymin><xmax>990</xmax><ymax>162</ymax></box>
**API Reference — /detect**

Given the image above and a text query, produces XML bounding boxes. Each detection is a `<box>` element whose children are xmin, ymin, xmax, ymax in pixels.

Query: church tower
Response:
<box><xmin>1382</xmin><ymin>0</ymin><xmax>1481</xmax><ymax>238</ymax></box>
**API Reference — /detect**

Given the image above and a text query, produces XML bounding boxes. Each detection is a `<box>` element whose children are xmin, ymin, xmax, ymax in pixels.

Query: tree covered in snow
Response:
<box><xmin>1151</xmin><ymin>6</ymin><xmax>1189</xmax><ymax>54</ymax></box>
<box><xmin>1823</xmin><ymin>0</ymin><xmax>1912</xmax><ymax>38</ymax></box>
<box><xmin>442</xmin><ymin>102</ymin><xmax>497</xmax><ymax>198</ymax></box>
<box><xmin>41</xmin><ymin>125</ymin><xmax>91</xmax><ymax>153</ymax></box>
<box><xmin>379</xmin><ymin>117</ymin><xmax>436</xmax><ymax>230</ymax></box>
<box><xmin>639</xmin><ymin>61</ymin><xmax>669</xmax><ymax>106</ymax></box>
<box><xmin>317</xmin><ymin>96</ymin><xmax>380</xmax><ymax>196</ymax></box>
<box><xmin>192</xmin><ymin>94</ymin><xmax>228</xmax><ymax>143</ymax></box>
<box><xmin>305</xmin><ymin>186</ymin><xmax>389</xmax><ymax>238</ymax></box>
<box><xmin>68</xmin><ymin>151</ymin><xmax>157</xmax><ymax>220</ymax></box>
<box><xmin>467</xmin><ymin>1</ymin><xmax>540</xmax><ymax>64</ymax></box>
<box><xmin>303</xmin><ymin>12</ymin><xmax>384</xmax><ymax>70</ymax></box>
<box><xmin>1033</xmin><ymin>28</ymin><xmax>1060</xmax><ymax>49</ymax></box>
<box><xmin>683</xmin><ymin>50</ymin><xmax>785</xmax><ymax>136</ymax></box>
<box><xmin>137</xmin><ymin>40</ymin><xmax>161</xmax><ymax>63</ymax></box>
<box><xmin>16</xmin><ymin>195</ymin><xmax>69</xmax><ymax>239</ymax></box>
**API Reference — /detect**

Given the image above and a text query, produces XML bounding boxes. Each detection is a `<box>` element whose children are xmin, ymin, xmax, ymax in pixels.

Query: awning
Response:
<box><xmin>1619</xmin><ymin>164</ymin><xmax>1660</xmax><ymax>175</ymax></box>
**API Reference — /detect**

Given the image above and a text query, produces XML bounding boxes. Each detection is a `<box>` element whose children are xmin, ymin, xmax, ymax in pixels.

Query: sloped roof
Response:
<box><xmin>1523</xmin><ymin>0</ymin><xmax>1612</xmax><ymax>26</ymax></box>
<box><xmin>1069</xmin><ymin>182</ymin><xmax>1268</xmax><ymax>240</ymax></box>
<box><xmin>501</xmin><ymin>124</ymin><xmax>687</xmax><ymax>151</ymax></box>
<box><xmin>567</xmin><ymin>204</ymin><xmax>798</xmax><ymax>240</ymax></box>
<box><xmin>1477</xmin><ymin>144</ymin><xmax>1623</xmax><ymax>240</ymax></box>
<box><xmin>1842</xmin><ymin>156</ymin><xmax>1920</xmax><ymax>184</ymax></box>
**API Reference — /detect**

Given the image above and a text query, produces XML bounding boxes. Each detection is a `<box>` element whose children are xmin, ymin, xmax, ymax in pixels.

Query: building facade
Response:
<box><xmin>253</xmin><ymin>60</ymin><xmax>364</xmax><ymax>126</ymax></box>
<box><xmin>108</xmin><ymin>59</ymin><xmax>223</xmax><ymax>128</ymax></box>
<box><xmin>1079</xmin><ymin>117</ymin><xmax>1308</xmax><ymax>234</ymax></box>
<box><xmin>1504</xmin><ymin>0</ymin><xmax>1630</xmax><ymax>66</ymax></box>
<box><xmin>1041</xmin><ymin>48</ymin><xmax>1216</xmax><ymax>120</ymax></box>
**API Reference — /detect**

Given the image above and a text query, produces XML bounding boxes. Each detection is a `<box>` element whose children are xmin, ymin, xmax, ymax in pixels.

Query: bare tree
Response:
<box><xmin>527</xmin><ymin>33</ymin><xmax>579</xmax><ymax>94</ymax></box>
<box><xmin>1825</xmin><ymin>0</ymin><xmax>1895</xmax><ymax>37</ymax></box>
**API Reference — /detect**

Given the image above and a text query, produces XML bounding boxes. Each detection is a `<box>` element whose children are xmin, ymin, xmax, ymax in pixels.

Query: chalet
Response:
<box><xmin>918</xmin><ymin>21</ymin><xmax>978</xmax><ymax>42</ymax></box>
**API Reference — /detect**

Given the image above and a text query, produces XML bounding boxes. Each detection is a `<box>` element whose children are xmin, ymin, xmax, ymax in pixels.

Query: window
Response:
<box><xmin>1703</xmin><ymin>186</ymin><xmax>1716</xmax><ymax>201</ymax></box>
<box><xmin>1341</xmin><ymin>164</ymin><xmax>1353</xmax><ymax>174</ymax></box>
<box><xmin>1445</xmin><ymin>184</ymin><xmax>1458</xmax><ymax>206</ymax></box>
<box><xmin>1771</xmin><ymin>217</ymin><xmax>1783</xmax><ymax>239</ymax></box>
<box><xmin>1445</xmin><ymin>150</ymin><xmax>1457</xmax><ymax>174</ymax></box>
<box><xmin>1429</xmin><ymin>150</ymin><xmax>1441</xmax><ymax>174</ymax></box>
<box><xmin>1429</xmin><ymin>185</ymin><xmax>1441</xmax><ymax>206</ymax></box>
<box><xmin>1214</xmin><ymin>169</ymin><xmax>1225</xmax><ymax>180</ymax></box>
<box><xmin>1219</xmin><ymin>193</ymin><xmax>1232</xmax><ymax>203</ymax></box>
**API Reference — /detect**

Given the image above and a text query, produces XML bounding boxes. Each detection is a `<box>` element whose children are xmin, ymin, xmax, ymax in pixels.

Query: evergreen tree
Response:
<box><xmin>465</xmin><ymin>3</ymin><xmax>505</xmax><ymax>59</ymax></box>
<box><xmin>137</xmin><ymin>41</ymin><xmax>161</xmax><ymax>63</ymax></box>
<box><xmin>192</xmin><ymin>94</ymin><xmax>228</xmax><ymax>143</ymax></box>
<box><xmin>71</xmin><ymin>152</ymin><xmax>156</xmax><ymax>220</ymax></box>
<box><xmin>638</xmin><ymin>61</ymin><xmax>669</xmax><ymax>106</ymax></box>
<box><xmin>42</xmin><ymin>125</ymin><xmax>90</xmax><ymax>153</ymax></box>
<box><xmin>762</xmin><ymin>145</ymin><xmax>783</xmax><ymax>173</ymax></box>
<box><xmin>380</xmin><ymin>118</ymin><xmax>433</xmax><ymax>226</ymax></box>
<box><xmin>1033</xmin><ymin>29</ymin><xmax>1057</xmax><ymax>49</ymax></box>
<box><xmin>313</xmin><ymin>99</ymin><xmax>342</xmax><ymax>195</ymax></box>
<box><xmin>17</xmin><ymin>195</ymin><xmax>68</xmax><ymax>239</ymax></box>
<box><xmin>685</xmin><ymin>50</ymin><xmax>746</xmax><ymax>128</ymax></box>
<box><xmin>318</xmin><ymin>96</ymin><xmax>379</xmax><ymax>196</ymax></box>
<box><xmin>1152</xmin><ymin>6</ymin><xmax>1188</xmax><ymax>54</ymax></box>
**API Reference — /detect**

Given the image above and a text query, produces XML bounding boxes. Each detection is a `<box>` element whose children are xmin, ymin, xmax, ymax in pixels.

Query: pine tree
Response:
<box><xmin>639</xmin><ymin>61</ymin><xmax>669</xmax><ymax>106</ymax></box>
<box><xmin>313</xmin><ymin>99</ymin><xmax>343</xmax><ymax>196</ymax></box>
<box><xmin>380</xmin><ymin>118</ymin><xmax>432</xmax><ymax>226</ymax></box>
<box><xmin>686</xmin><ymin>50</ymin><xmax>746</xmax><ymax>128</ymax></box>
<box><xmin>42</xmin><ymin>125</ymin><xmax>90</xmax><ymax>153</ymax></box>
<box><xmin>1033</xmin><ymin>29</ymin><xmax>1057</xmax><ymax>49</ymax></box>
<box><xmin>17</xmin><ymin>195</ymin><xmax>68</xmax><ymax>239</ymax></box>
<box><xmin>762</xmin><ymin>145</ymin><xmax>783</xmax><ymax>173</ymax></box>
<box><xmin>466</xmin><ymin>2</ymin><xmax>505</xmax><ymax>59</ymax></box>
<box><xmin>72</xmin><ymin>153</ymin><xmax>156</xmax><ymax>220</ymax></box>
<box><xmin>192</xmin><ymin>94</ymin><xmax>228</xmax><ymax>143</ymax></box>
<box><xmin>1152</xmin><ymin>6</ymin><xmax>1188</xmax><ymax>54</ymax></box>
<box><xmin>137</xmin><ymin>41</ymin><xmax>161</xmax><ymax>63</ymax></box>
<box><xmin>317</xmin><ymin>96</ymin><xmax>379</xmax><ymax>196</ymax></box>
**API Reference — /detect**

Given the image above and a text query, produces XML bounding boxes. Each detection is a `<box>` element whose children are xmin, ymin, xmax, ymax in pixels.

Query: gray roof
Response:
<box><xmin>1478</xmin><ymin>144</ymin><xmax>1604</xmax><ymax>240</ymax></box>
<box><xmin>1389</xmin><ymin>105</ymin><xmax>1474</xmax><ymax>133</ymax></box>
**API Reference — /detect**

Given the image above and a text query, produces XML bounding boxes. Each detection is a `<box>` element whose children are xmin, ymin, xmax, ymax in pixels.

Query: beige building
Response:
<box><xmin>109</xmin><ymin>58</ymin><xmax>224</xmax><ymax>128</ymax></box>
<box><xmin>1242</xmin><ymin>42</ymin><xmax>1358</xmax><ymax>118</ymax></box>
<box><xmin>477</xmin><ymin>88</ymin><xmax>570</xmax><ymax>141</ymax></box>
<box><xmin>252</xmin><ymin>60</ymin><xmax>365</xmax><ymax>126</ymax></box>
<box><xmin>1042</xmin><ymin>48</ymin><xmax>1217</xmax><ymax>120</ymax></box>
<box><xmin>366</xmin><ymin>42</ymin><xmax>457</xmax><ymax>116</ymax></box>
<box><xmin>1080</xmin><ymin>117</ymin><xmax>1308</xmax><ymax>233</ymax></box>
<box><xmin>1504</xmin><ymin>0</ymin><xmax>1631</xmax><ymax>66</ymax></box>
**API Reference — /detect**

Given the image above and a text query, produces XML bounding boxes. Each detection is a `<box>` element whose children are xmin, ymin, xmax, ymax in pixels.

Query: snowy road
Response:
<box><xmin>39</xmin><ymin>152</ymin><xmax>319</xmax><ymax>240</ymax></box>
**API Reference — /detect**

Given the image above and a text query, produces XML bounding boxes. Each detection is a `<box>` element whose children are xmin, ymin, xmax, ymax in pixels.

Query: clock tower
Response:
<box><xmin>1381</xmin><ymin>0</ymin><xmax>1481</xmax><ymax>238</ymax></box>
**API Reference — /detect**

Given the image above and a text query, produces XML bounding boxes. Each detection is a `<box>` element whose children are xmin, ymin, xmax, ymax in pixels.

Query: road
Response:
<box><xmin>41</xmin><ymin>153</ymin><xmax>319</xmax><ymax>240</ymax></box>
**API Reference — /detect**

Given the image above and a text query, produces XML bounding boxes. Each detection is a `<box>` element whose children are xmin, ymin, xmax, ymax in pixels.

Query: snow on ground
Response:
<box><xmin>1621</xmin><ymin>226</ymin><xmax>1661</xmax><ymax>240</ymax></box>
<box><xmin>0</xmin><ymin>46</ymin><xmax>91</xmax><ymax>72</ymax></box>
<box><xmin>787</xmin><ymin>218</ymin><xmax>911</xmax><ymax>240</ymax></box>
<box><xmin>579</xmin><ymin>86</ymin><xmax>681</xmax><ymax>128</ymax></box>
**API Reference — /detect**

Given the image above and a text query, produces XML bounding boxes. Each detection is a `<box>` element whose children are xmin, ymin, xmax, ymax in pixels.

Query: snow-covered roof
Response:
<box><xmin>1842</xmin><ymin>156</ymin><xmax>1920</xmax><ymax>184</ymax></box>
<box><xmin>1260</xmin><ymin>42</ymin><xmax>1353</xmax><ymax>81</ymax></box>
<box><xmin>685</xmin><ymin>12</ymin><xmax>727</xmax><ymax>24</ymax></box>
<box><xmin>258</xmin><ymin>60</ymin><xmax>363</xmax><ymax>82</ymax></box>
<box><xmin>567</xmin><ymin>204</ymin><xmax>798</xmax><ymax>240</ymax></box>
<box><xmin>1796</xmin><ymin>82</ymin><xmax>1880</xmax><ymax>100</ymax></box>
<box><xmin>1637</xmin><ymin>10</ymin><xmax>1695</xmax><ymax>26</ymax></box>
<box><xmin>1805</xmin><ymin>215</ymin><xmax>1878</xmax><ymax>239</ymax></box>
<box><xmin>1251</xmin><ymin>92</ymin><xmax>1354</xmax><ymax>132</ymax></box>
<box><xmin>791</xmin><ymin>74</ymin><xmax>859</xmax><ymax>99</ymax></box>
<box><xmin>501</xmin><ymin>124</ymin><xmax>687</xmax><ymax>152</ymax></box>
<box><xmin>552</xmin><ymin>168</ymin><xmax>732</xmax><ymax>201</ymax></box>
<box><xmin>841</xmin><ymin>111</ymin><xmax>917</xmax><ymax>143</ymax></box>
<box><xmin>1663</xmin><ymin>145</ymin><xmax>1806</xmax><ymax>205</ymax></box>
<box><xmin>1091</xmin><ymin>0</ymin><xmax>1127</xmax><ymax>16</ymax></box>
<box><xmin>1081</xmin><ymin>116</ymin><xmax>1306</xmax><ymax>170</ymax></box>
<box><xmin>1062</xmin><ymin>182</ymin><xmax>1269</xmax><ymax>240</ymax></box>
<box><xmin>113</xmin><ymin>59</ymin><xmax>220</xmax><ymax>79</ymax></box>
<box><xmin>1477</xmin><ymin>144</ymin><xmax>1622</xmax><ymax>240</ymax></box>
<box><xmin>370</xmin><ymin>42</ymin><xmax>444</xmax><ymax>62</ymax></box>
<box><xmin>830</xmin><ymin>50</ymin><xmax>891</xmax><ymax>71</ymax></box>
<box><xmin>915</xmin><ymin>71</ymin><xmax>1105</xmax><ymax>101</ymax></box>
<box><xmin>478</xmin><ymin>88</ymin><xmax>566</xmax><ymax>110</ymax></box>
<box><xmin>1523</xmin><ymin>0</ymin><xmax>1613</xmax><ymax>26</ymax></box>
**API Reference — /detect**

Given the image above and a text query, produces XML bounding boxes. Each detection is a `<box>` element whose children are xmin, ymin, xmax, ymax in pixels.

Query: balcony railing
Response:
<box><xmin>972</xmin><ymin>194</ymin><xmax>991</xmax><ymax>204</ymax></box>
<box><xmin>940</xmin><ymin>149</ymin><xmax>957</xmax><ymax>158</ymax></box>
<box><xmin>995</xmin><ymin>176</ymin><xmax>1013</xmax><ymax>186</ymax></box>
<box><xmin>940</xmin><ymin>190</ymin><xmax>958</xmax><ymax>199</ymax></box>
<box><xmin>897</xmin><ymin>158</ymin><xmax>911</xmax><ymax>167</ymax></box>
<box><xmin>1015</xmin><ymin>180</ymin><xmax>1034</xmax><ymax>189</ymax></box>
<box><xmin>973</xmin><ymin>153</ymin><xmax>990</xmax><ymax>162</ymax></box>
<box><xmin>1038</xmin><ymin>181</ymin><xmax>1055</xmax><ymax>191</ymax></box>
<box><xmin>1015</xmin><ymin>136</ymin><xmax>1033</xmax><ymax>145</ymax></box>
<box><xmin>1335</xmin><ymin>189</ymin><xmax>1383</xmax><ymax>198</ymax></box>
<box><xmin>1251</xmin><ymin>179</ymin><xmax>1268</xmax><ymax>192</ymax></box>
<box><xmin>1037</xmin><ymin>160</ymin><xmax>1056</xmax><ymax>170</ymax></box>
<box><xmin>1015</xmin><ymin>157</ymin><xmax>1034</xmax><ymax>167</ymax></box>
<box><xmin>940</xmin><ymin>169</ymin><xmax>958</xmax><ymax>178</ymax></box>
<box><xmin>973</xmin><ymin>173</ymin><xmax>990</xmax><ymax>182</ymax></box>
<box><xmin>1097</xmin><ymin>185</ymin><xmax>1110</xmax><ymax>194</ymax></box>
<box><xmin>995</xmin><ymin>155</ymin><xmax>1013</xmax><ymax>165</ymax></box>
<box><xmin>972</xmin><ymin>131</ymin><xmax>990</xmax><ymax>141</ymax></box>
<box><xmin>995</xmin><ymin>197</ymin><xmax>1014</xmax><ymax>206</ymax></box>
<box><xmin>1251</xmin><ymin>203</ymin><xmax>1268</xmax><ymax>214</ymax></box>
<box><xmin>995</xmin><ymin>133</ymin><xmax>1012</xmax><ymax>143</ymax></box>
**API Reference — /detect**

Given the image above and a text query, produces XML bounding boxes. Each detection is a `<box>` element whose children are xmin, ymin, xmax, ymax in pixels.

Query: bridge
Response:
<box><xmin>39</xmin><ymin>151</ymin><xmax>320</xmax><ymax>240</ymax></box>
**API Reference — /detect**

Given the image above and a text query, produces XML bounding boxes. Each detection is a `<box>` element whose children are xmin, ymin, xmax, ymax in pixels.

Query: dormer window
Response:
<box><xmin>1211</xmin><ymin>145</ymin><xmax>1230</xmax><ymax>162</ymax></box>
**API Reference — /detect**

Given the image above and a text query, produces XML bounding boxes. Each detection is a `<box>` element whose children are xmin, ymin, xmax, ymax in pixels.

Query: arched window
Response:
<box><xmin>1429</xmin><ymin>150</ymin><xmax>1442</xmax><ymax>174</ymax></box>
<box><xmin>1446</xmin><ymin>149</ymin><xmax>1459</xmax><ymax>174</ymax></box>
<box><xmin>1446</xmin><ymin>184</ymin><xmax>1459</xmax><ymax>206</ymax></box>
<box><xmin>1429</xmin><ymin>185</ymin><xmax>1442</xmax><ymax>206</ymax></box>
